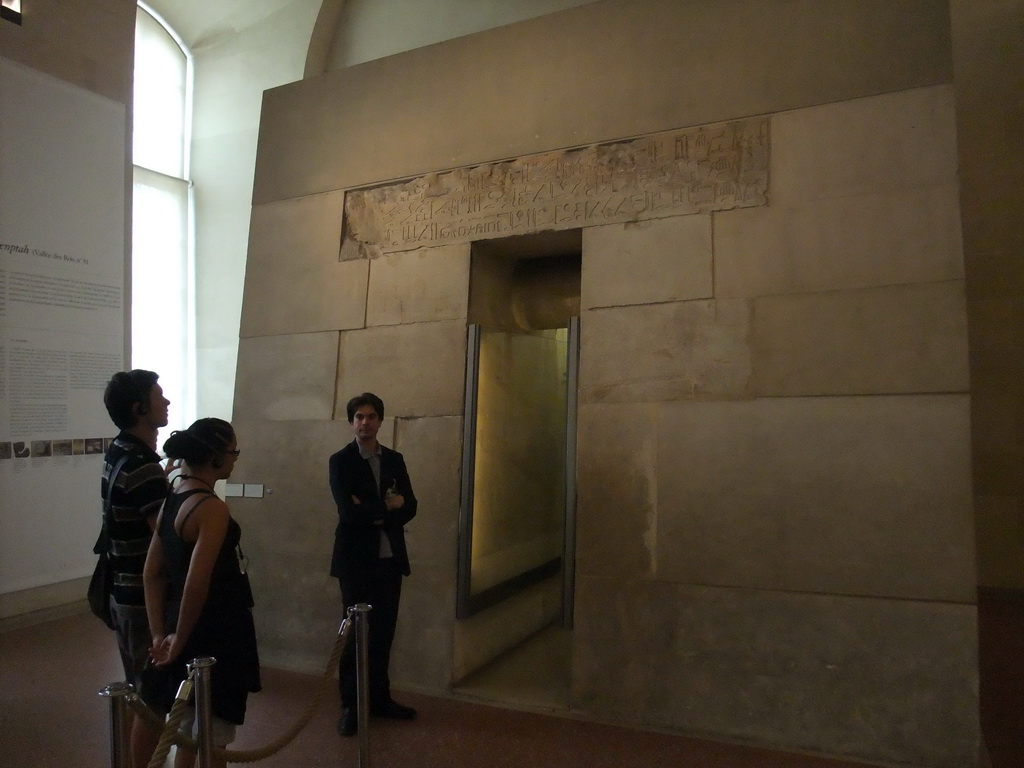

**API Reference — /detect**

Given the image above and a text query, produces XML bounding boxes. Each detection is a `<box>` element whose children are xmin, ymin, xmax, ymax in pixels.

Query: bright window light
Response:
<box><xmin>134</xmin><ymin>9</ymin><xmax>188</xmax><ymax>177</ymax></box>
<box><xmin>131</xmin><ymin>168</ymin><xmax>191</xmax><ymax>435</ymax></box>
<box><xmin>132</xmin><ymin>3</ymin><xmax>194</xmax><ymax>435</ymax></box>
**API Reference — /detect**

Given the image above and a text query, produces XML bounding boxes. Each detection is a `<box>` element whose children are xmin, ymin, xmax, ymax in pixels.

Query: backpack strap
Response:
<box><xmin>92</xmin><ymin>453</ymin><xmax>134</xmax><ymax>556</ymax></box>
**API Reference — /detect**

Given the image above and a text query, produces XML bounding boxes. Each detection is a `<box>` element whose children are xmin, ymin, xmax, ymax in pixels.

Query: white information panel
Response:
<box><xmin>0</xmin><ymin>57</ymin><xmax>126</xmax><ymax>594</ymax></box>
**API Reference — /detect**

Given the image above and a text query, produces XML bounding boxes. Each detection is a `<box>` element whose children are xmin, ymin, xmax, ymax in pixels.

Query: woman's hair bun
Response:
<box><xmin>163</xmin><ymin>417</ymin><xmax>234</xmax><ymax>466</ymax></box>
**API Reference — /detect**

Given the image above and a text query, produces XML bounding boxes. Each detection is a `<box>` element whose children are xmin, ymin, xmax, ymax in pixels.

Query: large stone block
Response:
<box><xmin>572</xmin><ymin>578</ymin><xmax>979</xmax><ymax>768</ymax></box>
<box><xmin>254</xmin><ymin>0</ymin><xmax>951</xmax><ymax>203</ymax></box>
<box><xmin>227</xmin><ymin>419</ymin><xmax>354</xmax><ymax>671</ymax></box>
<box><xmin>770</xmin><ymin>85</ymin><xmax>958</xmax><ymax>205</ymax></box>
<box><xmin>228</xmin><ymin>418</ymin><xmax>348</xmax><ymax>556</ymax></box>
<box><xmin>750</xmin><ymin>281</ymin><xmax>969</xmax><ymax>396</ymax></box>
<box><xmin>366</xmin><ymin>243</ymin><xmax>470</xmax><ymax>326</ymax></box>
<box><xmin>246</xmin><ymin>547</ymin><xmax>341</xmax><ymax>673</ymax></box>
<box><xmin>575</xmin><ymin>402</ymin><xmax>658</xmax><ymax>581</ymax></box>
<box><xmin>391</xmin><ymin>415</ymin><xmax>463</xmax><ymax>571</ymax></box>
<box><xmin>654</xmin><ymin>396</ymin><xmax>976</xmax><ymax>601</ymax></box>
<box><xmin>335</xmin><ymin>320</ymin><xmax>467</xmax><ymax>418</ymax></box>
<box><xmin>579</xmin><ymin>299</ymin><xmax>751</xmax><ymax>403</ymax></box>
<box><xmin>715</xmin><ymin>183</ymin><xmax>965</xmax><ymax>298</ymax></box>
<box><xmin>581</xmin><ymin>216</ymin><xmax>713</xmax><ymax>309</ymax></box>
<box><xmin>392</xmin><ymin>565</ymin><xmax>456</xmax><ymax>693</ymax></box>
<box><xmin>241</xmin><ymin>192</ymin><xmax>367</xmax><ymax>337</ymax></box>
<box><xmin>369</xmin><ymin>412</ymin><xmax>457</xmax><ymax>694</ymax></box>
<box><xmin>234</xmin><ymin>332</ymin><xmax>339</xmax><ymax>421</ymax></box>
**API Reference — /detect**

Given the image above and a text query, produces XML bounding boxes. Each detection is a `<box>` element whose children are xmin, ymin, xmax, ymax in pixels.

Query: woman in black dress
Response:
<box><xmin>143</xmin><ymin>418</ymin><xmax>260</xmax><ymax>768</ymax></box>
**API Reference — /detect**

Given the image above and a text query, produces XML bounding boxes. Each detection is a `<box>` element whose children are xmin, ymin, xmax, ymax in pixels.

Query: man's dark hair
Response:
<box><xmin>104</xmin><ymin>370</ymin><xmax>159</xmax><ymax>430</ymax></box>
<box><xmin>346</xmin><ymin>392</ymin><xmax>384</xmax><ymax>423</ymax></box>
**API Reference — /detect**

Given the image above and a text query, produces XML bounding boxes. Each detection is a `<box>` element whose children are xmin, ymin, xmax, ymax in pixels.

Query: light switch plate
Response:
<box><xmin>243</xmin><ymin>483</ymin><xmax>264</xmax><ymax>498</ymax></box>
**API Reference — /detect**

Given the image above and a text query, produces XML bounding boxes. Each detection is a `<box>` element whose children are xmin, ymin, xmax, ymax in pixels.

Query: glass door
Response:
<box><xmin>458</xmin><ymin>321</ymin><xmax>579</xmax><ymax>624</ymax></box>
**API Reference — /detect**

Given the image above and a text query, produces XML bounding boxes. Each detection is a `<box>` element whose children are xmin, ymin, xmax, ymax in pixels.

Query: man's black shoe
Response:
<box><xmin>371</xmin><ymin>699</ymin><xmax>417</xmax><ymax>720</ymax></box>
<box><xmin>338</xmin><ymin>708</ymin><xmax>358</xmax><ymax>736</ymax></box>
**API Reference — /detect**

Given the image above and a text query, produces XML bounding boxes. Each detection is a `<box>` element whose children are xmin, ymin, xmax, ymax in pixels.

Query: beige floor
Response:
<box><xmin>0</xmin><ymin>609</ymin><xmax>986</xmax><ymax>768</ymax></box>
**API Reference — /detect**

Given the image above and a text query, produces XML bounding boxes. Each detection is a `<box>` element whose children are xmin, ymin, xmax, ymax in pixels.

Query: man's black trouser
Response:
<box><xmin>338</xmin><ymin>557</ymin><xmax>403</xmax><ymax>709</ymax></box>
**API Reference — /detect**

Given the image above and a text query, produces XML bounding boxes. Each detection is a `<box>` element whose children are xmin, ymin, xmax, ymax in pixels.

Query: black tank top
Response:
<box><xmin>158</xmin><ymin>488</ymin><xmax>253</xmax><ymax>610</ymax></box>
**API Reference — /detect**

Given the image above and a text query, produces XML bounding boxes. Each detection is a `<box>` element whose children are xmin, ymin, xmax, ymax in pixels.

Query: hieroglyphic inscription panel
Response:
<box><xmin>342</xmin><ymin>118</ymin><xmax>768</xmax><ymax>257</ymax></box>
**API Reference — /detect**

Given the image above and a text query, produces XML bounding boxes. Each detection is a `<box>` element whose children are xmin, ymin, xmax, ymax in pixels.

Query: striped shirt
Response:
<box><xmin>99</xmin><ymin>433</ymin><xmax>169</xmax><ymax>607</ymax></box>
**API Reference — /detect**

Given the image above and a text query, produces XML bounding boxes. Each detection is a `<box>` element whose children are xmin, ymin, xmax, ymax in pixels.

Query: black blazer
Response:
<box><xmin>328</xmin><ymin>440</ymin><xmax>417</xmax><ymax>579</ymax></box>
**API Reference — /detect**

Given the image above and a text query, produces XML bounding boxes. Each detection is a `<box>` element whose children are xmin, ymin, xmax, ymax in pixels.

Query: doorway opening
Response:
<box><xmin>453</xmin><ymin>229</ymin><xmax>581</xmax><ymax>710</ymax></box>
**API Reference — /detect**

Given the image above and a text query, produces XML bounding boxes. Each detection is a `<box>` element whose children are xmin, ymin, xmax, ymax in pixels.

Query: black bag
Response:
<box><xmin>88</xmin><ymin>552</ymin><xmax>115</xmax><ymax>629</ymax></box>
<box><xmin>89</xmin><ymin>454</ymin><xmax>131</xmax><ymax>630</ymax></box>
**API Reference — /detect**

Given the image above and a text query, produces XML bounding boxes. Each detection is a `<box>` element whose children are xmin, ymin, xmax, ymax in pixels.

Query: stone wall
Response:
<box><xmin>235</xmin><ymin>1</ymin><xmax>977</xmax><ymax>764</ymax></box>
<box><xmin>568</xmin><ymin>87</ymin><xmax>974</xmax><ymax>768</ymax></box>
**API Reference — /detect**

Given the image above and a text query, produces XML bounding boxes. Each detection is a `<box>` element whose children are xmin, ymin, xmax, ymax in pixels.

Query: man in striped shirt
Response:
<box><xmin>100</xmin><ymin>369</ymin><xmax>171</xmax><ymax>767</ymax></box>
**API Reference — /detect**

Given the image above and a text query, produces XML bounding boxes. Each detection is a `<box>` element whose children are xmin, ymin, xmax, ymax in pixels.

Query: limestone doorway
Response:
<box><xmin>452</xmin><ymin>232</ymin><xmax>581</xmax><ymax>710</ymax></box>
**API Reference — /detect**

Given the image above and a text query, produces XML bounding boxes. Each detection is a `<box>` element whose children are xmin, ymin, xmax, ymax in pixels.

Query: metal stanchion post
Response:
<box><xmin>349</xmin><ymin>603</ymin><xmax>373</xmax><ymax>768</ymax></box>
<box><xmin>98</xmin><ymin>681</ymin><xmax>133</xmax><ymax>768</ymax></box>
<box><xmin>189</xmin><ymin>657</ymin><xmax>218</xmax><ymax>768</ymax></box>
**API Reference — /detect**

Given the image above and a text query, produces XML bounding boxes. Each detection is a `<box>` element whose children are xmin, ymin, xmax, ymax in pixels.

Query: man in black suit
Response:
<box><xmin>329</xmin><ymin>392</ymin><xmax>418</xmax><ymax>736</ymax></box>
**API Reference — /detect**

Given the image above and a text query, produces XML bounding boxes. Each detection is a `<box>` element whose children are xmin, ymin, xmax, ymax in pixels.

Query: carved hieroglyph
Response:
<box><xmin>342</xmin><ymin>118</ymin><xmax>768</xmax><ymax>258</ymax></box>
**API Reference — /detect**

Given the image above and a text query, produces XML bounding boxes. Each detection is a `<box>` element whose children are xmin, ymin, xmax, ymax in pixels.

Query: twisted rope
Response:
<box><xmin>147</xmin><ymin>679</ymin><xmax>194</xmax><ymax>768</ymax></box>
<box><xmin>132</xmin><ymin>619</ymin><xmax>351</xmax><ymax>765</ymax></box>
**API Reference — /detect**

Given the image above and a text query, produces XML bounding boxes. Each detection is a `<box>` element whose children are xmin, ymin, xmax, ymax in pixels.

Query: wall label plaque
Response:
<box><xmin>342</xmin><ymin>117</ymin><xmax>768</xmax><ymax>257</ymax></box>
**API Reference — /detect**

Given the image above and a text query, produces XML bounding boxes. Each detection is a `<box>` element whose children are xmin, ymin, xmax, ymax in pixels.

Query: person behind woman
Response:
<box><xmin>143</xmin><ymin>418</ymin><xmax>260</xmax><ymax>768</ymax></box>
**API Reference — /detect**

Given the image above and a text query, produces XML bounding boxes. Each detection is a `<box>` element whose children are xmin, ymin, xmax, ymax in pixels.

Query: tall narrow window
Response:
<box><xmin>132</xmin><ymin>3</ymin><xmax>194</xmax><ymax>434</ymax></box>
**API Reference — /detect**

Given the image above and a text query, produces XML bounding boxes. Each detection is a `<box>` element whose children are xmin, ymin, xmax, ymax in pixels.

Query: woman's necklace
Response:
<box><xmin>179</xmin><ymin>473</ymin><xmax>215</xmax><ymax>490</ymax></box>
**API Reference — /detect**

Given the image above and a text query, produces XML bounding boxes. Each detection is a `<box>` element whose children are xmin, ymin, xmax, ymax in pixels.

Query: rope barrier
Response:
<box><xmin>148</xmin><ymin>678</ymin><xmax>195</xmax><ymax>768</ymax></box>
<box><xmin>132</xmin><ymin>617</ymin><xmax>351</xmax><ymax>765</ymax></box>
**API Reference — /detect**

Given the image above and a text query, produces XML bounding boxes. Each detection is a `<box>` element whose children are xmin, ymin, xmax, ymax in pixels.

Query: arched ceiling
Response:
<box><xmin>143</xmin><ymin>0</ymin><xmax>303</xmax><ymax>49</ymax></box>
<box><xmin>141</xmin><ymin>1</ymin><xmax>597</xmax><ymax>67</ymax></box>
